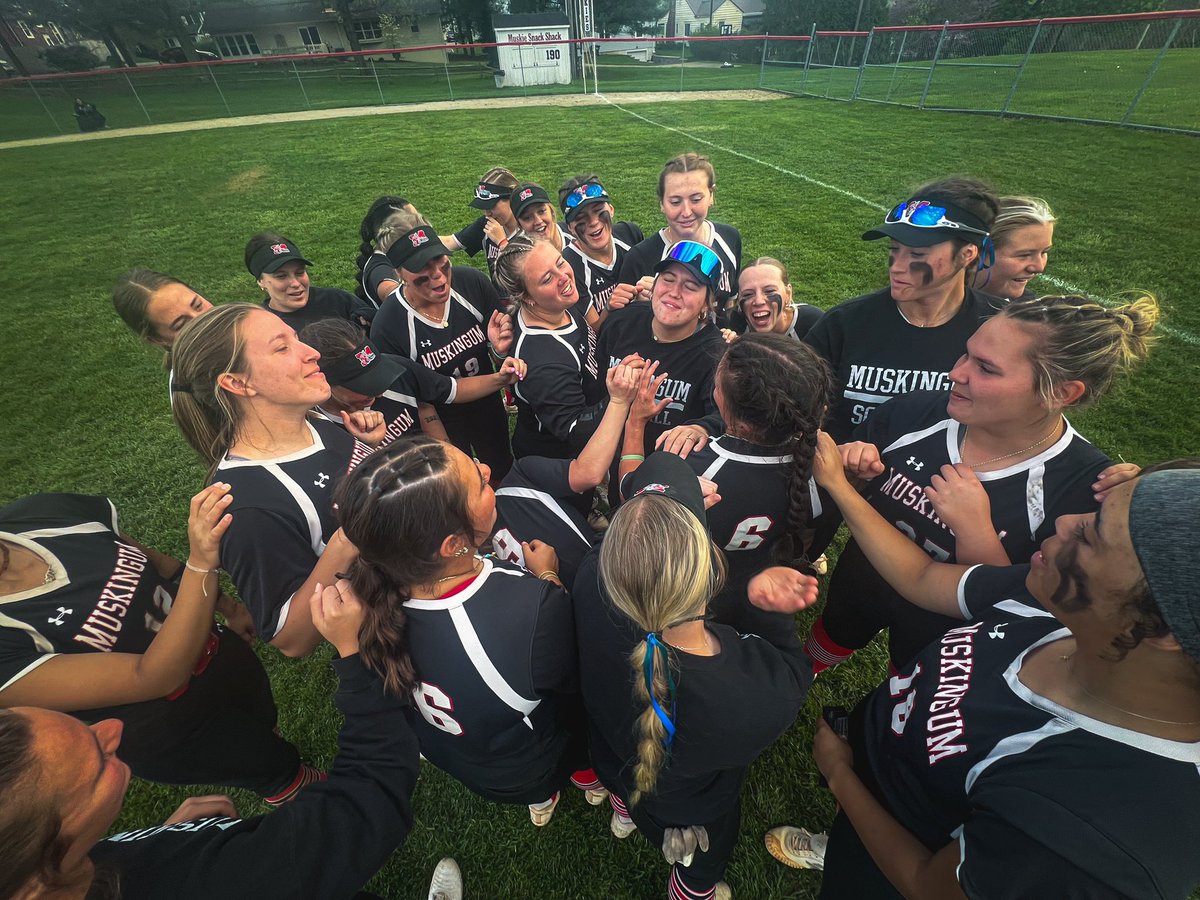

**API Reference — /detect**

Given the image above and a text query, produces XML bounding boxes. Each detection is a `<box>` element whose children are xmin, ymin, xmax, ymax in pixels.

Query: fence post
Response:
<box><xmin>800</xmin><ymin>24</ymin><xmax>816</xmax><ymax>93</ymax></box>
<box><xmin>1122</xmin><ymin>16</ymin><xmax>1181</xmax><ymax>126</ymax></box>
<box><xmin>851</xmin><ymin>28</ymin><xmax>874</xmax><ymax>100</ymax></box>
<box><xmin>758</xmin><ymin>32</ymin><xmax>768</xmax><ymax>89</ymax></box>
<box><xmin>918</xmin><ymin>21</ymin><xmax>948</xmax><ymax>109</ymax></box>
<box><xmin>518</xmin><ymin>43</ymin><xmax>528</xmax><ymax>97</ymax></box>
<box><xmin>368</xmin><ymin>57</ymin><xmax>385</xmax><ymax>105</ymax></box>
<box><xmin>883</xmin><ymin>30</ymin><xmax>907</xmax><ymax>103</ymax></box>
<box><xmin>123</xmin><ymin>72</ymin><xmax>153</xmax><ymax>123</ymax></box>
<box><xmin>824</xmin><ymin>34</ymin><xmax>842</xmax><ymax>98</ymax></box>
<box><xmin>680</xmin><ymin>38</ymin><xmax>686</xmax><ymax>92</ymax></box>
<box><xmin>442</xmin><ymin>54</ymin><xmax>455</xmax><ymax>101</ymax></box>
<box><xmin>27</xmin><ymin>81</ymin><xmax>64</xmax><ymax>134</ymax></box>
<box><xmin>207</xmin><ymin>65</ymin><xmax>233</xmax><ymax>117</ymax></box>
<box><xmin>291</xmin><ymin>59</ymin><xmax>311</xmax><ymax>109</ymax></box>
<box><xmin>1001</xmin><ymin>20</ymin><xmax>1041</xmax><ymax>117</ymax></box>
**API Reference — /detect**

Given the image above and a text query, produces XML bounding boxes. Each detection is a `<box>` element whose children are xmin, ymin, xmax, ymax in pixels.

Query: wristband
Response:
<box><xmin>621</xmin><ymin>454</ymin><xmax>645</xmax><ymax>462</ymax></box>
<box><xmin>184</xmin><ymin>560</ymin><xmax>218</xmax><ymax>598</ymax></box>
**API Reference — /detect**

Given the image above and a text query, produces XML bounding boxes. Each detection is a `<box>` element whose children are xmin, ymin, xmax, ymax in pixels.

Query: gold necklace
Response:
<box><xmin>666</xmin><ymin>630</ymin><xmax>711</xmax><ymax>654</ymax></box>
<box><xmin>962</xmin><ymin>421</ymin><xmax>1060</xmax><ymax>469</ymax></box>
<box><xmin>1066</xmin><ymin>655</ymin><xmax>1200</xmax><ymax>727</ymax></box>
<box><xmin>431</xmin><ymin>558</ymin><xmax>482</xmax><ymax>590</ymax></box>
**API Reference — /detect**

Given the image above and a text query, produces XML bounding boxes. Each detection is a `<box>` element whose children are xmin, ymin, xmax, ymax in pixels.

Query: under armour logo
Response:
<box><xmin>420</xmin><ymin>339</ymin><xmax>433</xmax><ymax>348</ymax></box>
<box><xmin>314</xmin><ymin>473</ymin><xmax>330</xmax><ymax>488</ymax></box>
<box><xmin>906</xmin><ymin>456</ymin><xmax>924</xmax><ymax>471</ymax></box>
<box><xmin>989</xmin><ymin>623</ymin><xmax>1008</xmax><ymax>640</ymax></box>
<box><xmin>48</xmin><ymin>607</ymin><xmax>72</xmax><ymax>626</ymax></box>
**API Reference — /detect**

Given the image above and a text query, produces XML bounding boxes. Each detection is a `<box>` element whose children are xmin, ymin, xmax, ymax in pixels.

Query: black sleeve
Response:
<box><xmin>616</xmin><ymin>242</ymin><xmax>653</xmax><ymax>286</ymax></box>
<box><xmin>368</xmin><ymin>300</ymin><xmax>407</xmax><ymax>357</ymax></box>
<box><xmin>958</xmin><ymin>800</ymin><xmax>1136</xmax><ymax>900</ymax></box>
<box><xmin>93</xmin><ymin>656</ymin><xmax>419</xmax><ymax>900</ymax></box>
<box><xmin>687</xmin><ymin>412</ymin><xmax>725</xmax><ymax>437</ymax></box>
<box><xmin>508</xmin><ymin>455</ymin><xmax>576</xmax><ymax>496</ymax></box>
<box><xmin>530</xmin><ymin>582</ymin><xmax>579</xmax><ymax>696</ymax></box>
<box><xmin>854</xmin><ymin>391</ymin><xmax>936</xmax><ymax>446</ymax></box>
<box><xmin>398</xmin><ymin>357</ymin><xmax>456</xmax><ymax>405</ymax></box>
<box><xmin>454</xmin><ymin>216</ymin><xmax>487</xmax><ymax>257</ymax></box>
<box><xmin>802</xmin><ymin>305</ymin><xmax>840</xmax><ymax>369</ymax></box>
<box><xmin>363</xmin><ymin>256</ymin><xmax>397</xmax><ymax>306</ymax></box>
<box><xmin>0</xmin><ymin>492</ymin><xmax>119</xmax><ymax>532</ymax></box>
<box><xmin>957</xmin><ymin>564</ymin><xmax>1037</xmax><ymax>620</ymax></box>
<box><xmin>457</xmin><ymin>265</ymin><xmax>506</xmax><ymax>316</ymax></box>
<box><xmin>219</xmin><ymin>507</ymin><xmax>316</xmax><ymax>639</ymax></box>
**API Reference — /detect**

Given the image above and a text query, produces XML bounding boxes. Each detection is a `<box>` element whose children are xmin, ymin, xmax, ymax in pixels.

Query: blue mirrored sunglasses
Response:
<box><xmin>563</xmin><ymin>182</ymin><xmax>608</xmax><ymax>210</ymax></box>
<box><xmin>664</xmin><ymin>240</ymin><xmax>722</xmax><ymax>279</ymax></box>
<box><xmin>886</xmin><ymin>200</ymin><xmax>986</xmax><ymax>235</ymax></box>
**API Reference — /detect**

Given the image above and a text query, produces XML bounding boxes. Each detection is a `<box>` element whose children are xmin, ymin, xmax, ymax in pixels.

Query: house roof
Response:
<box><xmin>677</xmin><ymin>0</ymin><xmax>764</xmax><ymax>19</ymax></box>
<box><xmin>493</xmin><ymin>13</ymin><xmax>569</xmax><ymax>29</ymax></box>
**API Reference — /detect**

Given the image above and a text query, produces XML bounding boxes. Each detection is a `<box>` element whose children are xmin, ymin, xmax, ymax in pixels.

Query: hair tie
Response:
<box><xmin>170</xmin><ymin>381</ymin><xmax>193</xmax><ymax>394</ymax></box>
<box><xmin>643</xmin><ymin>633</ymin><xmax>678</xmax><ymax>749</ymax></box>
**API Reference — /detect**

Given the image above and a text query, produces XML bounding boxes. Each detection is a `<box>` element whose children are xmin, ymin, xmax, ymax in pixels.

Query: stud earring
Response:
<box><xmin>453</xmin><ymin>546</ymin><xmax>470</xmax><ymax>557</ymax></box>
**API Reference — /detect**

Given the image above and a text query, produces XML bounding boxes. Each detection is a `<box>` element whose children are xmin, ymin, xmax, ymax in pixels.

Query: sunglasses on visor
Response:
<box><xmin>563</xmin><ymin>182</ymin><xmax>608</xmax><ymax>210</ymax></box>
<box><xmin>886</xmin><ymin>200</ymin><xmax>987</xmax><ymax>235</ymax></box>
<box><xmin>664</xmin><ymin>241</ymin><xmax>722</xmax><ymax>279</ymax></box>
<box><xmin>474</xmin><ymin>183</ymin><xmax>505</xmax><ymax>201</ymax></box>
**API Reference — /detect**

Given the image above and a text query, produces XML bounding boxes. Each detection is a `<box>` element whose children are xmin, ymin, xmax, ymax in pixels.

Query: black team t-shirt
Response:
<box><xmin>617</xmin><ymin>223</ymin><xmax>742</xmax><ymax>310</ymax></box>
<box><xmin>564</xmin><ymin>221</ymin><xmax>644</xmax><ymax>315</ymax></box>
<box><xmin>803</xmin><ymin>286</ymin><xmax>1004</xmax><ymax>442</ymax></box>
<box><xmin>262</xmin><ymin>286</ymin><xmax>375</xmax><ymax>333</ymax></box>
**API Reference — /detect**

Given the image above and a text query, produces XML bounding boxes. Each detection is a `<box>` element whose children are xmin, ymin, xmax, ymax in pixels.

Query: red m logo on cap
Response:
<box><xmin>270</xmin><ymin>243</ymin><xmax>289</xmax><ymax>255</ymax></box>
<box><xmin>409</xmin><ymin>230</ymin><xmax>429</xmax><ymax>247</ymax></box>
<box><xmin>519</xmin><ymin>188</ymin><xmax>533</xmax><ymax>201</ymax></box>
<box><xmin>355</xmin><ymin>346</ymin><xmax>375</xmax><ymax>366</ymax></box>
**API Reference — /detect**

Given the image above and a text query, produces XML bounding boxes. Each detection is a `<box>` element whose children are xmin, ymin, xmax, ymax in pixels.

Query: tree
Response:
<box><xmin>764</xmin><ymin>0</ymin><xmax>888</xmax><ymax>35</ymax></box>
<box><xmin>508</xmin><ymin>0</ymin><xmax>562</xmax><ymax>12</ymax></box>
<box><xmin>441</xmin><ymin>0</ymin><xmax>496</xmax><ymax>47</ymax></box>
<box><xmin>594</xmin><ymin>0</ymin><xmax>667</xmax><ymax>38</ymax></box>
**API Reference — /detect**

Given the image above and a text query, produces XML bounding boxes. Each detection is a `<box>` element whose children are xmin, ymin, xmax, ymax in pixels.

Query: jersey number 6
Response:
<box><xmin>724</xmin><ymin>516</ymin><xmax>774</xmax><ymax>552</ymax></box>
<box><xmin>413</xmin><ymin>681</ymin><xmax>464</xmax><ymax>736</ymax></box>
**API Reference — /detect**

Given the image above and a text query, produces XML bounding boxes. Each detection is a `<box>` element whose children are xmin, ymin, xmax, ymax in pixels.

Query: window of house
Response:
<box><xmin>354</xmin><ymin>19</ymin><xmax>382</xmax><ymax>41</ymax></box>
<box><xmin>410</xmin><ymin>19</ymin><xmax>420</xmax><ymax>33</ymax></box>
<box><xmin>720</xmin><ymin>22</ymin><xmax>732</xmax><ymax>34</ymax></box>
<box><xmin>214</xmin><ymin>33</ymin><xmax>261</xmax><ymax>57</ymax></box>
<box><xmin>47</xmin><ymin>21</ymin><xmax>64</xmax><ymax>44</ymax></box>
<box><xmin>299</xmin><ymin>25</ymin><xmax>322</xmax><ymax>46</ymax></box>
<box><xmin>684</xmin><ymin>22</ymin><xmax>691</xmax><ymax>36</ymax></box>
<box><xmin>18</xmin><ymin>20</ymin><xmax>34</xmax><ymax>39</ymax></box>
<box><xmin>164</xmin><ymin>36</ymin><xmax>181</xmax><ymax>48</ymax></box>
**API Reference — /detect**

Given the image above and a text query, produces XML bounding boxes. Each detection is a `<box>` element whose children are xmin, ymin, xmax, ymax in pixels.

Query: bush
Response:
<box><xmin>687</xmin><ymin>25</ymin><xmax>760</xmax><ymax>63</ymax></box>
<box><xmin>45</xmin><ymin>44</ymin><xmax>101</xmax><ymax>72</ymax></box>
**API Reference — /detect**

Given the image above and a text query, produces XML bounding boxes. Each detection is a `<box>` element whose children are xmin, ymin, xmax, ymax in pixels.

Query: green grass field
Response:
<box><xmin>1</xmin><ymin>96</ymin><xmax>1199</xmax><ymax>898</ymax></box>
<box><xmin>3</xmin><ymin>43</ymin><xmax>1198</xmax><ymax>141</ymax></box>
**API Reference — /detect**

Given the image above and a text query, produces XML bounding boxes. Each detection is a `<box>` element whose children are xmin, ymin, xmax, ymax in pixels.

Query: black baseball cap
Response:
<box><xmin>561</xmin><ymin>180</ymin><xmax>612</xmax><ymax>224</ymax></box>
<box><xmin>319</xmin><ymin>340</ymin><xmax>403</xmax><ymax>396</ymax></box>
<box><xmin>469</xmin><ymin>181</ymin><xmax>511</xmax><ymax>211</ymax></box>
<box><xmin>622</xmin><ymin>451</ymin><xmax>708</xmax><ymax>526</ymax></box>
<box><xmin>510</xmin><ymin>182</ymin><xmax>552</xmax><ymax>220</ymax></box>
<box><xmin>654</xmin><ymin>240</ymin><xmax>723</xmax><ymax>292</ymax></box>
<box><xmin>248</xmin><ymin>239</ymin><xmax>314</xmax><ymax>278</ymax></box>
<box><xmin>863</xmin><ymin>197</ymin><xmax>990</xmax><ymax>248</ymax></box>
<box><xmin>385</xmin><ymin>225</ymin><xmax>451</xmax><ymax>274</ymax></box>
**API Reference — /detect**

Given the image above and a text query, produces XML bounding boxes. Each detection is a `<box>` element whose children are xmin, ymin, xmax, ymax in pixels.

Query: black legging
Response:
<box><xmin>78</xmin><ymin>626</ymin><xmax>301</xmax><ymax>797</ymax></box>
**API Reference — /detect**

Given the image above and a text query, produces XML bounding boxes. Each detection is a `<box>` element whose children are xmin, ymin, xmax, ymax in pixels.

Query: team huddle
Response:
<box><xmin>2</xmin><ymin>151</ymin><xmax>1199</xmax><ymax>900</ymax></box>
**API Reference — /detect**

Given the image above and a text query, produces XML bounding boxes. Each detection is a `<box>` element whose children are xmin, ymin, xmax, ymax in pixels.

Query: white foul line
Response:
<box><xmin>599</xmin><ymin>96</ymin><xmax>1198</xmax><ymax>347</ymax></box>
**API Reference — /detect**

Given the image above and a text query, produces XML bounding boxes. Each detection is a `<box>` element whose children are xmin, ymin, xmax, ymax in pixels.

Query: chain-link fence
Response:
<box><xmin>765</xmin><ymin>10</ymin><xmax>1200</xmax><ymax>134</ymax></box>
<box><xmin>3</xmin><ymin>11</ymin><xmax>1198</xmax><ymax>142</ymax></box>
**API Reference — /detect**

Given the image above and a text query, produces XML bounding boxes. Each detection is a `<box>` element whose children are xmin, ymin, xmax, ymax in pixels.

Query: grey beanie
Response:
<box><xmin>1128</xmin><ymin>469</ymin><xmax>1200</xmax><ymax>662</ymax></box>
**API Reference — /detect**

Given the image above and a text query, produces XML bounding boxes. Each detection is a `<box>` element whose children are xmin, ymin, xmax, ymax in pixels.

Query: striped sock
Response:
<box><xmin>804</xmin><ymin>617</ymin><xmax>856</xmax><ymax>674</ymax></box>
<box><xmin>668</xmin><ymin>866</ymin><xmax>715</xmax><ymax>900</ymax></box>
<box><xmin>264</xmin><ymin>763</ymin><xmax>326</xmax><ymax>806</ymax></box>
<box><xmin>609</xmin><ymin>793</ymin><xmax>631</xmax><ymax>820</ymax></box>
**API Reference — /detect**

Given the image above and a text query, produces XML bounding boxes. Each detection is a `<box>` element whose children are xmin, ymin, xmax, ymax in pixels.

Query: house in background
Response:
<box><xmin>204</xmin><ymin>0</ymin><xmax>445</xmax><ymax>61</ymax></box>
<box><xmin>659</xmin><ymin>0</ymin><xmax>764</xmax><ymax>37</ymax></box>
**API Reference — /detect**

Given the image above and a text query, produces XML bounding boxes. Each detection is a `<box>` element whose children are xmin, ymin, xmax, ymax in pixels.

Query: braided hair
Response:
<box><xmin>333</xmin><ymin>436</ymin><xmax>475</xmax><ymax>697</ymax></box>
<box><xmin>717</xmin><ymin>333</ymin><xmax>833</xmax><ymax>566</ymax></box>
<box><xmin>353</xmin><ymin>195</ymin><xmax>413</xmax><ymax>302</ymax></box>
<box><xmin>493</xmin><ymin>230</ymin><xmax>540</xmax><ymax>315</ymax></box>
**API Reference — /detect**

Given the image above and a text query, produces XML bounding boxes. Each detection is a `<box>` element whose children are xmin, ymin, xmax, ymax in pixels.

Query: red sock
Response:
<box><xmin>804</xmin><ymin>617</ymin><xmax>856</xmax><ymax>674</ymax></box>
<box><xmin>668</xmin><ymin>865</ymin><xmax>715</xmax><ymax>900</ymax></box>
<box><xmin>570</xmin><ymin>768</ymin><xmax>603</xmax><ymax>791</ymax></box>
<box><xmin>609</xmin><ymin>793</ymin><xmax>631</xmax><ymax>818</ymax></box>
<box><xmin>264</xmin><ymin>763</ymin><xmax>326</xmax><ymax>806</ymax></box>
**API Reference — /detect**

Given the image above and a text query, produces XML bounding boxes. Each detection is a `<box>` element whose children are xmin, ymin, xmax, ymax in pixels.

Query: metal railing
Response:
<box><xmin>2</xmin><ymin>10</ymin><xmax>1197</xmax><ymax>142</ymax></box>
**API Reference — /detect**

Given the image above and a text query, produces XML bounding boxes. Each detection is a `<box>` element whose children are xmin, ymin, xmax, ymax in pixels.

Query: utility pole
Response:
<box><xmin>853</xmin><ymin>0</ymin><xmax>867</xmax><ymax>32</ymax></box>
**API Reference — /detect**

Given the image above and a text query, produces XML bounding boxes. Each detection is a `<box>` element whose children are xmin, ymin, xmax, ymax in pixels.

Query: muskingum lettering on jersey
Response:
<box><xmin>890</xmin><ymin>621</ymin><xmax>983</xmax><ymax>764</ymax></box>
<box><xmin>879</xmin><ymin>467</ymin><xmax>946</xmax><ymax>531</ymax></box>
<box><xmin>421</xmin><ymin>325</ymin><xmax>485</xmax><ymax>370</ymax></box>
<box><xmin>582</xmin><ymin>324</ymin><xmax>600</xmax><ymax>381</ymax></box>
<box><xmin>106</xmin><ymin>817</ymin><xmax>240</xmax><ymax>842</ymax></box>
<box><xmin>74</xmin><ymin>541</ymin><xmax>154</xmax><ymax>651</ymax></box>
<box><xmin>383</xmin><ymin>408</ymin><xmax>416</xmax><ymax>444</ymax></box>
<box><xmin>608</xmin><ymin>354</ymin><xmax>690</xmax><ymax>424</ymax></box>
<box><xmin>847</xmin><ymin>365</ymin><xmax>954</xmax><ymax>396</ymax></box>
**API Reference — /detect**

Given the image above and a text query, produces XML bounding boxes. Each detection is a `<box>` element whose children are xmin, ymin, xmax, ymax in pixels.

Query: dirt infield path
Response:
<box><xmin>0</xmin><ymin>89</ymin><xmax>784</xmax><ymax>151</ymax></box>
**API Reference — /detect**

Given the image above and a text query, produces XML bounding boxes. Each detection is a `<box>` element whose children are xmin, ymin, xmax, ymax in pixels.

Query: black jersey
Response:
<box><xmin>369</xmin><ymin>267</ymin><xmax>502</xmax><ymax>379</ymax></box>
<box><xmin>804</xmin><ymin>286</ymin><xmax>1004</xmax><ymax>442</ymax></box>
<box><xmin>563</xmin><ymin>221</ymin><xmax>644</xmax><ymax>315</ymax></box>
<box><xmin>858</xmin><ymin>390</ymin><xmax>1111</xmax><ymax>564</ymax></box>
<box><xmin>596</xmin><ymin>302</ymin><xmax>725</xmax><ymax>453</ymax></box>
<box><xmin>0</xmin><ymin>494</ymin><xmax>185</xmax><ymax>693</ymax></box>
<box><xmin>453</xmin><ymin>215</ymin><xmax>487</xmax><ymax>257</ymax></box>
<box><xmin>214</xmin><ymin>418</ymin><xmax>372</xmax><ymax>640</ymax></box>
<box><xmin>848</xmin><ymin>564</ymin><xmax>1200</xmax><ymax>899</ymax></box>
<box><xmin>401</xmin><ymin>557</ymin><xmax>579</xmax><ymax>803</ymax></box>
<box><xmin>90</xmin><ymin>656</ymin><xmax>419</xmax><ymax>900</ymax></box>
<box><xmin>781</xmin><ymin>303</ymin><xmax>824</xmax><ymax>341</ymax></box>
<box><xmin>511</xmin><ymin>306</ymin><xmax>603</xmax><ymax>459</ymax></box>
<box><xmin>359</xmin><ymin>251</ymin><xmax>395</xmax><ymax>308</ymax></box>
<box><xmin>617</xmin><ymin>223</ymin><xmax>742</xmax><ymax>308</ymax></box>
<box><xmin>316</xmin><ymin>355</ymin><xmax>457</xmax><ymax>448</ymax></box>
<box><xmin>263</xmin><ymin>286</ymin><xmax>375</xmax><ymax>334</ymax></box>
<box><xmin>572</xmin><ymin>548</ymin><xmax>811</xmax><ymax>822</ymax></box>
<box><xmin>678</xmin><ymin>436</ymin><xmax>838</xmax><ymax>645</ymax></box>
<box><xmin>493</xmin><ymin>456</ymin><xmax>598</xmax><ymax>590</ymax></box>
